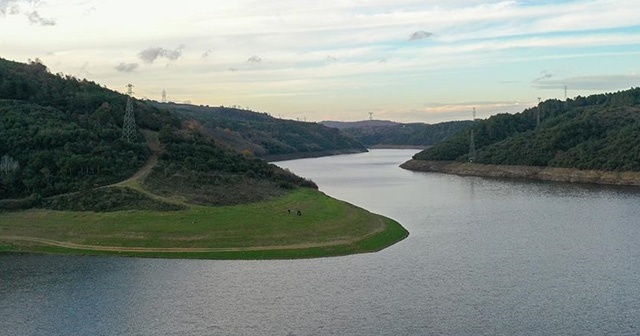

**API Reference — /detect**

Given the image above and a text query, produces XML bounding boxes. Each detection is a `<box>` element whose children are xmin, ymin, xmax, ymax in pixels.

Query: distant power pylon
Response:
<box><xmin>536</xmin><ymin>97</ymin><xmax>541</xmax><ymax>129</ymax></box>
<box><xmin>369</xmin><ymin>112</ymin><xmax>373</xmax><ymax>121</ymax></box>
<box><xmin>469</xmin><ymin>107</ymin><xmax>476</xmax><ymax>163</ymax></box>
<box><xmin>121</xmin><ymin>84</ymin><xmax>137</xmax><ymax>142</ymax></box>
<box><xmin>161</xmin><ymin>89</ymin><xmax>167</xmax><ymax>103</ymax></box>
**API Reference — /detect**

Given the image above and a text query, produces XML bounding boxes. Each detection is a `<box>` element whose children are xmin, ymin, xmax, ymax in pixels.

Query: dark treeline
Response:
<box><xmin>335</xmin><ymin>120</ymin><xmax>473</xmax><ymax>147</ymax></box>
<box><xmin>414</xmin><ymin>88</ymin><xmax>640</xmax><ymax>171</ymax></box>
<box><xmin>0</xmin><ymin>58</ymin><xmax>177</xmax><ymax>199</ymax></box>
<box><xmin>154</xmin><ymin>102</ymin><xmax>367</xmax><ymax>157</ymax></box>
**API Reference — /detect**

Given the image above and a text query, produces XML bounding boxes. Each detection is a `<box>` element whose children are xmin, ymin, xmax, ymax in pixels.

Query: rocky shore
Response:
<box><xmin>400</xmin><ymin>159</ymin><xmax>640</xmax><ymax>187</ymax></box>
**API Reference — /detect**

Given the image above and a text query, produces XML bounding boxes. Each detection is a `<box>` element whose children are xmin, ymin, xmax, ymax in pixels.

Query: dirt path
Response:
<box><xmin>0</xmin><ymin>218</ymin><xmax>386</xmax><ymax>253</ymax></box>
<box><xmin>114</xmin><ymin>130</ymin><xmax>160</xmax><ymax>188</ymax></box>
<box><xmin>109</xmin><ymin>130</ymin><xmax>187</xmax><ymax>204</ymax></box>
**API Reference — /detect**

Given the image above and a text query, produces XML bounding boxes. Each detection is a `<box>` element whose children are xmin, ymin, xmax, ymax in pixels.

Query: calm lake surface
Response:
<box><xmin>2</xmin><ymin>149</ymin><xmax>640</xmax><ymax>335</ymax></box>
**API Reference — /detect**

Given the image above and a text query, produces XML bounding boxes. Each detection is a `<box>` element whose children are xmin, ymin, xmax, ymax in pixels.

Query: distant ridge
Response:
<box><xmin>153</xmin><ymin>102</ymin><xmax>367</xmax><ymax>160</ymax></box>
<box><xmin>320</xmin><ymin>120</ymin><xmax>401</xmax><ymax>129</ymax></box>
<box><xmin>321</xmin><ymin>119</ymin><xmax>473</xmax><ymax>148</ymax></box>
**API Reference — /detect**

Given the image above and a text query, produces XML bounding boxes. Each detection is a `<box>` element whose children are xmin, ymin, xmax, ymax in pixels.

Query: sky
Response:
<box><xmin>1</xmin><ymin>0</ymin><xmax>640</xmax><ymax>123</ymax></box>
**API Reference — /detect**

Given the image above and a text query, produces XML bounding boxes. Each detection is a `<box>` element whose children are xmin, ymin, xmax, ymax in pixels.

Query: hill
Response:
<box><xmin>0</xmin><ymin>57</ymin><xmax>408</xmax><ymax>258</ymax></box>
<box><xmin>321</xmin><ymin>120</ymin><xmax>473</xmax><ymax>148</ymax></box>
<box><xmin>155</xmin><ymin>102</ymin><xmax>367</xmax><ymax>160</ymax></box>
<box><xmin>0</xmin><ymin>57</ymin><xmax>314</xmax><ymax>209</ymax></box>
<box><xmin>405</xmin><ymin>88</ymin><xmax>640</xmax><ymax>179</ymax></box>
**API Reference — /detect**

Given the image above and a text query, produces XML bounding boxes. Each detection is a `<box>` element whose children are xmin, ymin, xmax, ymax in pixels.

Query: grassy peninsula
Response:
<box><xmin>0</xmin><ymin>57</ymin><xmax>407</xmax><ymax>259</ymax></box>
<box><xmin>0</xmin><ymin>189</ymin><xmax>408</xmax><ymax>259</ymax></box>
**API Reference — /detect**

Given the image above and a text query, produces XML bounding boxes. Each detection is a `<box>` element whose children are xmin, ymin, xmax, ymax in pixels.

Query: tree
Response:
<box><xmin>0</xmin><ymin>154</ymin><xmax>19</xmax><ymax>175</ymax></box>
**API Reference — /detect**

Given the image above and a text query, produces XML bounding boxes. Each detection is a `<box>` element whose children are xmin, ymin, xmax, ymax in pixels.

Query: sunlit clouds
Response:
<box><xmin>1</xmin><ymin>0</ymin><xmax>640</xmax><ymax>122</ymax></box>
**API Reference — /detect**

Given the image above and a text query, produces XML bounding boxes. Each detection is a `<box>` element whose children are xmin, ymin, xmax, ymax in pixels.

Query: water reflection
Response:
<box><xmin>2</xmin><ymin>149</ymin><xmax>640</xmax><ymax>335</ymax></box>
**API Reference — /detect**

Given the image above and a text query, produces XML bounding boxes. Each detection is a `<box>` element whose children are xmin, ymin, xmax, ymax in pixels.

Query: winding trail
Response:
<box><xmin>114</xmin><ymin>130</ymin><xmax>159</xmax><ymax>188</ymax></box>
<box><xmin>0</xmin><ymin>217</ymin><xmax>386</xmax><ymax>253</ymax></box>
<box><xmin>111</xmin><ymin>130</ymin><xmax>187</xmax><ymax>205</ymax></box>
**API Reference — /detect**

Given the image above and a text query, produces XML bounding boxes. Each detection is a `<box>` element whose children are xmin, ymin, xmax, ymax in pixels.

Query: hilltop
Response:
<box><xmin>402</xmin><ymin>88</ymin><xmax>640</xmax><ymax>185</ymax></box>
<box><xmin>321</xmin><ymin>119</ymin><xmax>473</xmax><ymax>148</ymax></box>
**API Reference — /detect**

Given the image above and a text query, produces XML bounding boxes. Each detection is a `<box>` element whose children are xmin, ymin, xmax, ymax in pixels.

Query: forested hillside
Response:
<box><xmin>324</xmin><ymin>120</ymin><xmax>473</xmax><ymax>147</ymax></box>
<box><xmin>413</xmin><ymin>88</ymin><xmax>640</xmax><ymax>171</ymax></box>
<box><xmin>0</xmin><ymin>57</ymin><xmax>315</xmax><ymax>207</ymax></box>
<box><xmin>154</xmin><ymin>102</ymin><xmax>367</xmax><ymax>159</ymax></box>
<box><xmin>0</xmin><ymin>58</ymin><xmax>178</xmax><ymax>199</ymax></box>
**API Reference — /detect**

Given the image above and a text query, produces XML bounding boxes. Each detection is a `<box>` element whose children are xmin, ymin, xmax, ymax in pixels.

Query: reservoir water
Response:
<box><xmin>2</xmin><ymin>149</ymin><xmax>640</xmax><ymax>335</ymax></box>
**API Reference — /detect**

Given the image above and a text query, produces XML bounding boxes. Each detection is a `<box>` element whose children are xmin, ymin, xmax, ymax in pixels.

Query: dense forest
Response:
<box><xmin>322</xmin><ymin>120</ymin><xmax>473</xmax><ymax>147</ymax></box>
<box><xmin>0</xmin><ymin>57</ymin><xmax>178</xmax><ymax>199</ymax></box>
<box><xmin>0</xmin><ymin>57</ymin><xmax>318</xmax><ymax>208</ymax></box>
<box><xmin>154</xmin><ymin>102</ymin><xmax>367</xmax><ymax>158</ymax></box>
<box><xmin>413</xmin><ymin>88</ymin><xmax>640</xmax><ymax>171</ymax></box>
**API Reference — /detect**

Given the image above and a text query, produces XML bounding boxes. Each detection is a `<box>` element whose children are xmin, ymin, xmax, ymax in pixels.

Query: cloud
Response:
<box><xmin>138</xmin><ymin>46</ymin><xmax>184</xmax><ymax>63</ymax></box>
<box><xmin>247</xmin><ymin>55</ymin><xmax>263</xmax><ymax>63</ymax></box>
<box><xmin>1</xmin><ymin>0</ymin><xmax>55</xmax><ymax>25</ymax></box>
<box><xmin>201</xmin><ymin>49</ymin><xmax>212</xmax><ymax>59</ymax></box>
<box><xmin>533</xmin><ymin>74</ymin><xmax>640</xmax><ymax>91</ymax></box>
<box><xmin>0</xmin><ymin>0</ymin><xmax>17</xmax><ymax>15</ymax></box>
<box><xmin>228</xmin><ymin>67</ymin><xmax>239</xmax><ymax>72</ymax></box>
<box><xmin>409</xmin><ymin>31</ymin><xmax>434</xmax><ymax>41</ymax></box>
<box><xmin>533</xmin><ymin>70</ymin><xmax>554</xmax><ymax>82</ymax></box>
<box><xmin>115</xmin><ymin>62</ymin><xmax>139</xmax><ymax>73</ymax></box>
<box><xmin>421</xmin><ymin>101</ymin><xmax>525</xmax><ymax>121</ymax></box>
<box><xmin>27</xmin><ymin>10</ymin><xmax>54</xmax><ymax>25</ymax></box>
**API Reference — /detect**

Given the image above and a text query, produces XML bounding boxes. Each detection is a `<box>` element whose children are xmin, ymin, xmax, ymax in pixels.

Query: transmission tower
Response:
<box><xmin>536</xmin><ymin>97</ymin><xmax>541</xmax><ymax>128</ymax></box>
<box><xmin>369</xmin><ymin>112</ymin><xmax>373</xmax><ymax>121</ymax></box>
<box><xmin>122</xmin><ymin>84</ymin><xmax>137</xmax><ymax>142</ymax></box>
<box><xmin>161</xmin><ymin>89</ymin><xmax>167</xmax><ymax>103</ymax></box>
<box><xmin>469</xmin><ymin>107</ymin><xmax>476</xmax><ymax>163</ymax></box>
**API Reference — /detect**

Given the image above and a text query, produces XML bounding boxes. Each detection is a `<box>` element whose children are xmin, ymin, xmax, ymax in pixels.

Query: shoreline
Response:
<box><xmin>400</xmin><ymin>159</ymin><xmax>640</xmax><ymax>187</ymax></box>
<box><xmin>265</xmin><ymin>148</ymin><xmax>368</xmax><ymax>162</ymax></box>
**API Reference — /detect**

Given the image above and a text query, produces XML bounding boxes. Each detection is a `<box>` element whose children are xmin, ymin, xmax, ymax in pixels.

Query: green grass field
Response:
<box><xmin>0</xmin><ymin>189</ymin><xmax>408</xmax><ymax>259</ymax></box>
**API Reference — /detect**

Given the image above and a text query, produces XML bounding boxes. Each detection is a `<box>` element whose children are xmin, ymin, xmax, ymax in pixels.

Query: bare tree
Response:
<box><xmin>0</xmin><ymin>154</ymin><xmax>19</xmax><ymax>174</ymax></box>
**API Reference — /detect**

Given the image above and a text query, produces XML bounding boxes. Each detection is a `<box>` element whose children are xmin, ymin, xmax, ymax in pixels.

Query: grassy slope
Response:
<box><xmin>0</xmin><ymin>188</ymin><xmax>408</xmax><ymax>259</ymax></box>
<box><xmin>0</xmin><ymin>129</ymin><xmax>408</xmax><ymax>259</ymax></box>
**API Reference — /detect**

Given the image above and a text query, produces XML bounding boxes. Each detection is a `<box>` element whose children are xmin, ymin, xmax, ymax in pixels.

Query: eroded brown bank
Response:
<box><xmin>401</xmin><ymin>160</ymin><xmax>640</xmax><ymax>186</ymax></box>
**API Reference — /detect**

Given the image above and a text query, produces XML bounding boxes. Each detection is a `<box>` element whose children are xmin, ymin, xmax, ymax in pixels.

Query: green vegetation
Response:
<box><xmin>0</xmin><ymin>57</ymin><xmax>408</xmax><ymax>258</ymax></box>
<box><xmin>154</xmin><ymin>102</ymin><xmax>367</xmax><ymax>158</ymax></box>
<box><xmin>413</xmin><ymin>88</ymin><xmax>640</xmax><ymax>171</ymax></box>
<box><xmin>0</xmin><ymin>58</ymin><xmax>179</xmax><ymax>199</ymax></box>
<box><xmin>327</xmin><ymin>120</ymin><xmax>473</xmax><ymax>147</ymax></box>
<box><xmin>40</xmin><ymin>187</ymin><xmax>185</xmax><ymax>212</ymax></box>
<box><xmin>0</xmin><ymin>189</ymin><xmax>408</xmax><ymax>259</ymax></box>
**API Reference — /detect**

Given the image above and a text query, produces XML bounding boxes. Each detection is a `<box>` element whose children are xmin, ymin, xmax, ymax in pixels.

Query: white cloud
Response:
<box><xmin>115</xmin><ymin>62</ymin><xmax>138</xmax><ymax>73</ymax></box>
<box><xmin>3</xmin><ymin>0</ymin><xmax>640</xmax><ymax>122</ymax></box>
<box><xmin>138</xmin><ymin>46</ymin><xmax>184</xmax><ymax>63</ymax></box>
<box><xmin>533</xmin><ymin>74</ymin><xmax>640</xmax><ymax>91</ymax></box>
